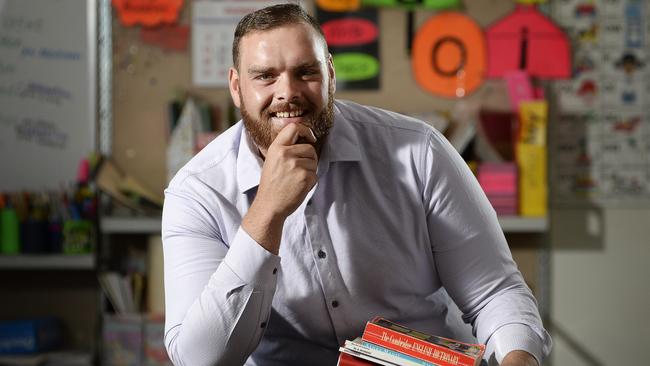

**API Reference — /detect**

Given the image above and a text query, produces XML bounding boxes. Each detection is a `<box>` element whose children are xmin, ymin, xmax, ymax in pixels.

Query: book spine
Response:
<box><xmin>338</xmin><ymin>351</ymin><xmax>381</xmax><ymax>366</ymax></box>
<box><xmin>362</xmin><ymin>322</ymin><xmax>474</xmax><ymax>366</ymax></box>
<box><xmin>339</xmin><ymin>348</ymin><xmax>400</xmax><ymax>366</ymax></box>
<box><xmin>346</xmin><ymin>340</ymin><xmax>437</xmax><ymax>366</ymax></box>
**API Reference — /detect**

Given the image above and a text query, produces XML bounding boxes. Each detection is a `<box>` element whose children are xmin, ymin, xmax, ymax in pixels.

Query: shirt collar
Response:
<box><xmin>326</xmin><ymin>101</ymin><xmax>362</xmax><ymax>163</ymax></box>
<box><xmin>236</xmin><ymin>100</ymin><xmax>362</xmax><ymax>193</ymax></box>
<box><xmin>236</xmin><ymin>127</ymin><xmax>264</xmax><ymax>193</ymax></box>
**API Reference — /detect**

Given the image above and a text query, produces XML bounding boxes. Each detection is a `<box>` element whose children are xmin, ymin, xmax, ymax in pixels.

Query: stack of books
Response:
<box><xmin>338</xmin><ymin>317</ymin><xmax>485</xmax><ymax>366</ymax></box>
<box><xmin>477</xmin><ymin>162</ymin><xmax>518</xmax><ymax>216</ymax></box>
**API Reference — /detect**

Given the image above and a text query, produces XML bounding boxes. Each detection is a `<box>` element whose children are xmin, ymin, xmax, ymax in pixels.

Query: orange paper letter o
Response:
<box><xmin>412</xmin><ymin>12</ymin><xmax>486</xmax><ymax>98</ymax></box>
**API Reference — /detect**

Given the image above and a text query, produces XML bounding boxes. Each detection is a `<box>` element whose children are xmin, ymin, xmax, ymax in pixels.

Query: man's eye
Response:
<box><xmin>301</xmin><ymin>69</ymin><xmax>320</xmax><ymax>78</ymax></box>
<box><xmin>256</xmin><ymin>74</ymin><xmax>274</xmax><ymax>81</ymax></box>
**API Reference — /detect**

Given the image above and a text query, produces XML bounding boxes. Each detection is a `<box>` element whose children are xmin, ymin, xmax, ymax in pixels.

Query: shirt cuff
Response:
<box><xmin>223</xmin><ymin>227</ymin><xmax>281</xmax><ymax>290</ymax></box>
<box><xmin>488</xmin><ymin>323</ymin><xmax>544</xmax><ymax>365</ymax></box>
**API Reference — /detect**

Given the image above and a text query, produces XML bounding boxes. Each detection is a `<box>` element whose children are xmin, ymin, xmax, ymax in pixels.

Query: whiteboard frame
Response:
<box><xmin>98</xmin><ymin>0</ymin><xmax>112</xmax><ymax>156</ymax></box>
<box><xmin>88</xmin><ymin>0</ymin><xmax>98</xmax><ymax>156</ymax></box>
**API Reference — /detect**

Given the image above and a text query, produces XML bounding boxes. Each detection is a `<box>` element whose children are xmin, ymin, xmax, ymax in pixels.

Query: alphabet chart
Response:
<box><xmin>550</xmin><ymin>0</ymin><xmax>650</xmax><ymax>206</ymax></box>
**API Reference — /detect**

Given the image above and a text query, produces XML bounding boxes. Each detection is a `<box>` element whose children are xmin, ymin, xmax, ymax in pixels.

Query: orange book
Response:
<box><xmin>361</xmin><ymin>317</ymin><xmax>485</xmax><ymax>366</ymax></box>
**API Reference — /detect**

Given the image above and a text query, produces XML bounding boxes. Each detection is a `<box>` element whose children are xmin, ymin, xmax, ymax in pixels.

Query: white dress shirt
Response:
<box><xmin>162</xmin><ymin>100</ymin><xmax>552</xmax><ymax>366</ymax></box>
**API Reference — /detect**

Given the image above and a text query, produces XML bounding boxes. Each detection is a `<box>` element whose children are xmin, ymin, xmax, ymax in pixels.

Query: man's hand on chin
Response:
<box><xmin>500</xmin><ymin>350</ymin><xmax>539</xmax><ymax>366</ymax></box>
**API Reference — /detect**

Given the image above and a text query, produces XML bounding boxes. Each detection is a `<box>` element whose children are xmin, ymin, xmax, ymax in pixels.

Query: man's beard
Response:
<box><xmin>240</xmin><ymin>83</ymin><xmax>334</xmax><ymax>154</ymax></box>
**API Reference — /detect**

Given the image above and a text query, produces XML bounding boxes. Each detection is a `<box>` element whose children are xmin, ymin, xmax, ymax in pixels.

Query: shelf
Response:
<box><xmin>498</xmin><ymin>216</ymin><xmax>548</xmax><ymax>233</ymax></box>
<box><xmin>0</xmin><ymin>254</ymin><xmax>95</xmax><ymax>270</ymax></box>
<box><xmin>100</xmin><ymin>215</ymin><xmax>546</xmax><ymax>234</ymax></box>
<box><xmin>101</xmin><ymin>216</ymin><xmax>162</xmax><ymax>234</ymax></box>
<box><xmin>0</xmin><ymin>350</ymin><xmax>93</xmax><ymax>365</ymax></box>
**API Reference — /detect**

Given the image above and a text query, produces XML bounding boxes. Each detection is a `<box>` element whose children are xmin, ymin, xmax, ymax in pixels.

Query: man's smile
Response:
<box><xmin>272</xmin><ymin>109</ymin><xmax>305</xmax><ymax>118</ymax></box>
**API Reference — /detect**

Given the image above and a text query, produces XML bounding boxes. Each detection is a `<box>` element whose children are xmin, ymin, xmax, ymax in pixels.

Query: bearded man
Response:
<box><xmin>162</xmin><ymin>4</ymin><xmax>551</xmax><ymax>366</ymax></box>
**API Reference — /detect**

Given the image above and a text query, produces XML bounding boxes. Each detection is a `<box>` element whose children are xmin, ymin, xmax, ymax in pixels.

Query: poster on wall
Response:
<box><xmin>549</xmin><ymin>0</ymin><xmax>650</xmax><ymax>206</ymax></box>
<box><xmin>317</xmin><ymin>6</ymin><xmax>380</xmax><ymax>90</ymax></box>
<box><xmin>191</xmin><ymin>0</ymin><xmax>294</xmax><ymax>87</ymax></box>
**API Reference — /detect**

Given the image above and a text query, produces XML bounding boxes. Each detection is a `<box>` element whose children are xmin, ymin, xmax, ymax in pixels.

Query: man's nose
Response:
<box><xmin>275</xmin><ymin>74</ymin><xmax>301</xmax><ymax>102</ymax></box>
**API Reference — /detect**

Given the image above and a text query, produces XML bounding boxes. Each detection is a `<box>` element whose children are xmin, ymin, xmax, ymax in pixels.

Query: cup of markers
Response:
<box><xmin>0</xmin><ymin>189</ymin><xmax>96</xmax><ymax>255</ymax></box>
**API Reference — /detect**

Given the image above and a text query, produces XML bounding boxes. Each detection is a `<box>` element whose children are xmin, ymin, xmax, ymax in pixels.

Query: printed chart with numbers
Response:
<box><xmin>550</xmin><ymin>0</ymin><xmax>650</xmax><ymax>206</ymax></box>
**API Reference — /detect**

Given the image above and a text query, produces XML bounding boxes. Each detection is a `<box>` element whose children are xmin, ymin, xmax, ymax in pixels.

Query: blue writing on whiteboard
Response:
<box><xmin>15</xmin><ymin>118</ymin><xmax>68</xmax><ymax>149</ymax></box>
<box><xmin>39</xmin><ymin>48</ymin><xmax>81</xmax><ymax>61</ymax></box>
<box><xmin>20</xmin><ymin>82</ymin><xmax>72</xmax><ymax>105</ymax></box>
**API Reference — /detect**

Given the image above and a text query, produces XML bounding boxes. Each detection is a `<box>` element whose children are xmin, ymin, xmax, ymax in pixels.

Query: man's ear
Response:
<box><xmin>228</xmin><ymin>67</ymin><xmax>241</xmax><ymax>108</ymax></box>
<box><xmin>327</xmin><ymin>53</ymin><xmax>336</xmax><ymax>94</ymax></box>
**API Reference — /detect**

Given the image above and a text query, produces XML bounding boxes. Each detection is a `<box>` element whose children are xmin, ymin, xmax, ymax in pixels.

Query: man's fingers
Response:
<box><xmin>288</xmin><ymin>144</ymin><xmax>318</xmax><ymax>160</ymax></box>
<box><xmin>273</xmin><ymin>123</ymin><xmax>317</xmax><ymax>147</ymax></box>
<box><xmin>295</xmin><ymin>129</ymin><xmax>316</xmax><ymax>144</ymax></box>
<box><xmin>294</xmin><ymin>157</ymin><xmax>318</xmax><ymax>172</ymax></box>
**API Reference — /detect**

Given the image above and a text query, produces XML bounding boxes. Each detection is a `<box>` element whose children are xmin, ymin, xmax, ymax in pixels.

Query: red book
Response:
<box><xmin>361</xmin><ymin>317</ymin><xmax>485</xmax><ymax>366</ymax></box>
<box><xmin>337</xmin><ymin>352</ymin><xmax>380</xmax><ymax>365</ymax></box>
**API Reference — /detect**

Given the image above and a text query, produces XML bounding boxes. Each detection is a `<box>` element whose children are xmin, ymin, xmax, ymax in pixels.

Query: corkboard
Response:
<box><xmin>111</xmin><ymin>0</ymin><xmax>515</xmax><ymax>196</ymax></box>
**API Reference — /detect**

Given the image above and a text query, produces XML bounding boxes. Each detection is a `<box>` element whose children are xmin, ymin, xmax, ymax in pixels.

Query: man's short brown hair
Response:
<box><xmin>232</xmin><ymin>3</ymin><xmax>328</xmax><ymax>70</ymax></box>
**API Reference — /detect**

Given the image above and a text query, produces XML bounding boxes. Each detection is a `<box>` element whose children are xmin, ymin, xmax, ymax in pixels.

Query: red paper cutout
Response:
<box><xmin>113</xmin><ymin>0</ymin><xmax>183</xmax><ymax>27</ymax></box>
<box><xmin>485</xmin><ymin>4</ymin><xmax>571</xmax><ymax>79</ymax></box>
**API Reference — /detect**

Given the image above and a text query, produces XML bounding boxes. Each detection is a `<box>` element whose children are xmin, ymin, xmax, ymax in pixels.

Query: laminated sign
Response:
<box><xmin>318</xmin><ymin>7</ymin><xmax>381</xmax><ymax>90</ymax></box>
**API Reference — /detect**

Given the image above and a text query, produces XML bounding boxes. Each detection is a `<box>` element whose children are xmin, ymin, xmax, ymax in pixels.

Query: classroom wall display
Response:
<box><xmin>317</xmin><ymin>6</ymin><xmax>380</xmax><ymax>90</ymax></box>
<box><xmin>111</xmin><ymin>0</ymin><xmax>521</xmax><ymax>196</ymax></box>
<box><xmin>549</xmin><ymin>0</ymin><xmax>650</xmax><ymax>206</ymax></box>
<box><xmin>0</xmin><ymin>0</ymin><xmax>97</xmax><ymax>191</ymax></box>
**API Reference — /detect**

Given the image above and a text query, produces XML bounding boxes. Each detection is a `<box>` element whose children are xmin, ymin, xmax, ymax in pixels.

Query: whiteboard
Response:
<box><xmin>0</xmin><ymin>0</ymin><xmax>96</xmax><ymax>191</ymax></box>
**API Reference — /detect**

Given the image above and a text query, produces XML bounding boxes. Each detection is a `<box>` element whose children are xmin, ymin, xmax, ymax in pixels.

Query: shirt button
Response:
<box><xmin>331</xmin><ymin>300</ymin><xmax>339</xmax><ymax>308</ymax></box>
<box><xmin>317</xmin><ymin>250</ymin><xmax>326</xmax><ymax>259</ymax></box>
<box><xmin>260</xmin><ymin>322</ymin><xmax>266</xmax><ymax>328</ymax></box>
<box><xmin>272</xmin><ymin>268</ymin><xmax>277</xmax><ymax>274</ymax></box>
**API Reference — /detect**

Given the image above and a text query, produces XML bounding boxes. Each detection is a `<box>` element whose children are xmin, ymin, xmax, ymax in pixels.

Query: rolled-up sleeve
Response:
<box><xmin>488</xmin><ymin>323</ymin><xmax>548</xmax><ymax>365</ymax></box>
